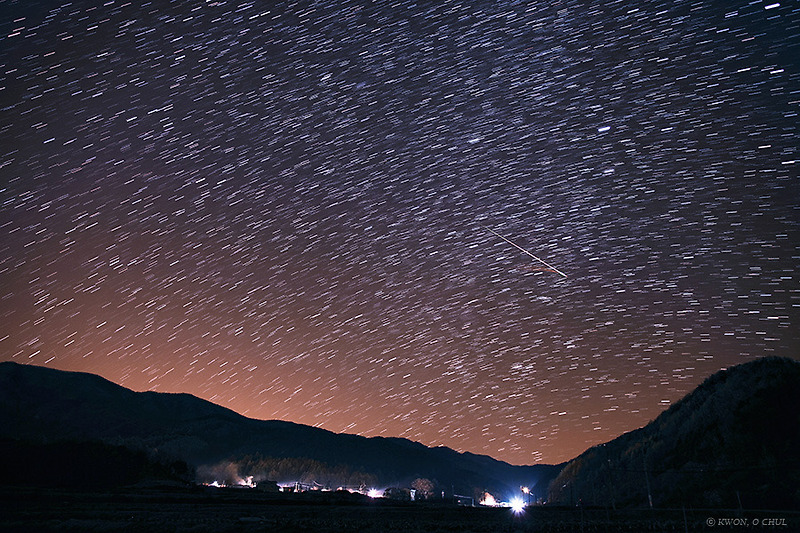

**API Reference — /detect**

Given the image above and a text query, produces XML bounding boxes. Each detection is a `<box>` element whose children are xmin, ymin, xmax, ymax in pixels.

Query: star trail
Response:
<box><xmin>1</xmin><ymin>0</ymin><xmax>798</xmax><ymax>465</ymax></box>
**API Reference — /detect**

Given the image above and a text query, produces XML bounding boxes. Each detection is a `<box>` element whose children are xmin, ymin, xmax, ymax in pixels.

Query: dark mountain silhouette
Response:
<box><xmin>548</xmin><ymin>356</ymin><xmax>800</xmax><ymax>510</ymax></box>
<box><xmin>0</xmin><ymin>437</ymin><xmax>192</xmax><ymax>488</ymax></box>
<box><xmin>0</xmin><ymin>362</ymin><xmax>560</xmax><ymax>499</ymax></box>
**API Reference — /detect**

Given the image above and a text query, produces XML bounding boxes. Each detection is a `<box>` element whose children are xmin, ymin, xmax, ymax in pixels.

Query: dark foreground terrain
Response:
<box><xmin>1</xmin><ymin>487</ymin><xmax>797</xmax><ymax>533</ymax></box>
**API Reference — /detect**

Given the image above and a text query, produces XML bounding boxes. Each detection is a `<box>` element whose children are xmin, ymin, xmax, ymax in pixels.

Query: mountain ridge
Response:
<box><xmin>0</xmin><ymin>361</ymin><xmax>560</xmax><ymax>499</ymax></box>
<box><xmin>547</xmin><ymin>356</ymin><xmax>800</xmax><ymax>509</ymax></box>
<box><xmin>7</xmin><ymin>357</ymin><xmax>796</xmax><ymax>506</ymax></box>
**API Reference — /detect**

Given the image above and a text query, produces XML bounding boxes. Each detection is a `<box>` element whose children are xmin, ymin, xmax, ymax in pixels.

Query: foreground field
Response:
<box><xmin>1</xmin><ymin>486</ymin><xmax>796</xmax><ymax>532</ymax></box>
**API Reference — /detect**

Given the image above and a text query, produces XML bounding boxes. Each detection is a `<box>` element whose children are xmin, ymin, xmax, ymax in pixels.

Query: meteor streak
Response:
<box><xmin>482</xmin><ymin>225</ymin><xmax>568</xmax><ymax>278</ymax></box>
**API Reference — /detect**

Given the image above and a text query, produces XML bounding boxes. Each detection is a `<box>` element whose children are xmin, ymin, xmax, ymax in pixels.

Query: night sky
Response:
<box><xmin>1</xmin><ymin>0</ymin><xmax>798</xmax><ymax>465</ymax></box>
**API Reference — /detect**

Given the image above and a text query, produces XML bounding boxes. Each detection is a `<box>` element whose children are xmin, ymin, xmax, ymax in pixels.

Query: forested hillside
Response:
<box><xmin>548</xmin><ymin>357</ymin><xmax>800</xmax><ymax>509</ymax></box>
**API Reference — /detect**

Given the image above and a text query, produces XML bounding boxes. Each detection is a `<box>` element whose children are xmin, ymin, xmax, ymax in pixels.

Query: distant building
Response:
<box><xmin>383</xmin><ymin>487</ymin><xmax>412</xmax><ymax>501</ymax></box>
<box><xmin>255</xmin><ymin>480</ymin><xmax>280</xmax><ymax>492</ymax></box>
<box><xmin>454</xmin><ymin>494</ymin><xmax>475</xmax><ymax>507</ymax></box>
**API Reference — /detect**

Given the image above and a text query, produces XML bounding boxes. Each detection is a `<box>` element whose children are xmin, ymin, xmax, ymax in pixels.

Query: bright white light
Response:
<box><xmin>367</xmin><ymin>488</ymin><xmax>382</xmax><ymax>499</ymax></box>
<box><xmin>510</xmin><ymin>497</ymin><xmax>525</xmax><ymax>514</ymax></box>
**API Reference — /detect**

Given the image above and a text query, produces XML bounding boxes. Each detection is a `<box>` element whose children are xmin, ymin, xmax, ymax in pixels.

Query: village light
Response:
<box><xmin>367</xmin><ymin>488</ymin><xmax>382</xmax><ymax>499</ymax></box>
<box><xmin>510</xmin><ymin>497</ymin><xmax>525</xmax><ymax>514</ymax></box>
<box><xmin>479</xmin><ymin>492</ymin><xmax>497</xmax><ymax>506</ymax></box>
